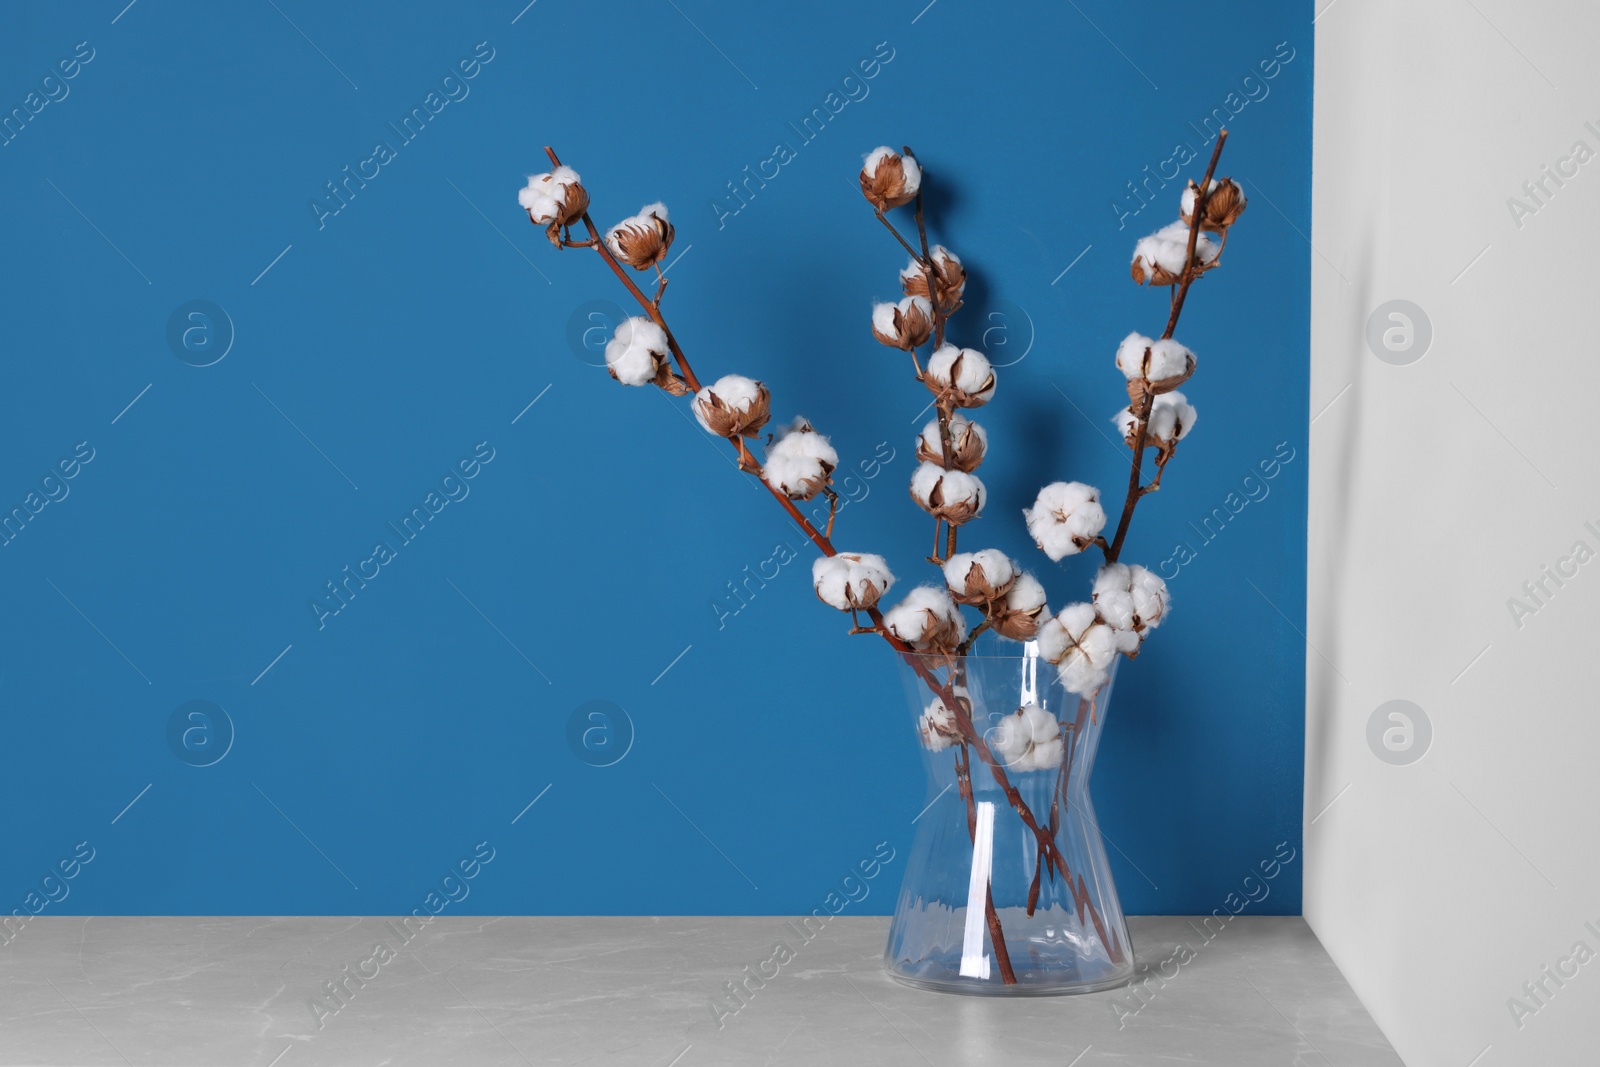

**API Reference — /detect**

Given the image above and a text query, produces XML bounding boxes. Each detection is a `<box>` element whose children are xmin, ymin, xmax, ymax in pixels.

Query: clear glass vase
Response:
<box><xmin>885</xmin><ymin>640</ymin><xmax>1133</xmax><ymax>995</ymax></box>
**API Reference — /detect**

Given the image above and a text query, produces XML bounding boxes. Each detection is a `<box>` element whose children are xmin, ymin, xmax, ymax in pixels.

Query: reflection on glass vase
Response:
<box><xmin>886</xmin><ymin>641</ymin><xmax>1133</xmax><ymax>995</ymax></box>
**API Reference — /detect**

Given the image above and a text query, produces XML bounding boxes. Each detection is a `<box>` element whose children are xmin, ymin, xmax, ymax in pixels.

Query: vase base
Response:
<box><xmin>885</xmin><ymin>957</ymin><xmax>1135</xmax><ymax>997</ymax></box>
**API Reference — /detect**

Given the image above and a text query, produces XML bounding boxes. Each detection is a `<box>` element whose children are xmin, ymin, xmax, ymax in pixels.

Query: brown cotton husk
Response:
<box><xmin>949</xmin><ymin>560</ymin><xmax>1014</xmax><ymax>608</ymax></box>
<box><xmin>924</xmin><ymin>352</ymin><xmax>994</xmax><ymax>409</ymax></box>
<box><xmin>991</xmin><ymin>601</ymin><xmax>1047</xmax><ymax>641</ymax></box>
<box><xmin>1183</xmin><ymin>177</ymin><xmax>1246</xmax><ymax>231</ymax></box>
<box><xmin>611</xmin><ymin>211</ymin><xmax>674</xmax><ymax>269</ymax></box>
<box><xmin>902</xmin><ymin>256</ymin><xmax>966</xmax><ymax>314</ymax></box>
<box><xmin>873</xmin><ymin>300</ymin><xmax>933</xmax><ymax>350</ymax></box>
<box><xmin>697</xmin><ymin>382</ymin><xmax>771</xmax><ymax>438</ymax></box>
<box><xmin>914</xmin><ymin>477</ymin><xmax>982</xmax><ymax>526</ymax></box>
<box><xmin>915</xmin><ymin>429</ymin><xmax>984</xmax><ymax>473</ymax></box>
<box><xmin>1125</xmin><ymin>356</ymin><xmax>1195</xmax><ymax>407</ymax></box>
<box><xmin>860</xmin><ymin>154</ymin><xmax>917</xmax><ymax>211</ymax></box>
<box><xmin>652</xmin><ymin>364</ymin><xmax>691</xmax><ymax>396</ymax></box>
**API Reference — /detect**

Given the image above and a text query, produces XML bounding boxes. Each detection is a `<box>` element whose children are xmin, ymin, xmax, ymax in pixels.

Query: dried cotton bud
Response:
<box><xmin>1131</xmin><ymin>220</ymin><xmax>1219</xmax><ymax>286</ymax></box>
<box><xmin>871</xmin><ymin>296</ymin><xmax>935</xmax><ymax>350</ymax></box>
<box><xmin>1115</xmin><ymin>332</ymin><xmax>1195</xmax><ymax>406</ymax></box>
<box><xmin>1036</xmin><ymin>603</ymin><xmax>1138</xmax><ymax>697</ymax></box>
<box><xmin>762</xmin><ymin>417</ymin><xmax>838</xmax><ymax>500</ymax></box>
<box><xmin>812</xmin><ymin>552</ymin><xmax>895</xmax><ymax>612</ymax></box>
<box><xmin>1181</xmin><ymin>178</ymin><xmax>1247</xmax><ymax>232</ymax></box>
<box><xmin>990</xmin><ymin>571</ymin><xmax>1049</xmax><ymax>640</ymax></box>
<box><xmin>606</xmin><ymin>202</ymin><xmax>674</xmax><ymax>269</ymax></box>
<box><xmin>901</xmin><ymin>245</ymin><xmax>966</xmax><ymax>313</ymax></box>
<box><xmin>605</xmin><ymin>316</ymin><xmax>683</xmax><ymax>392</ymax></box>
<box><xmin>1024</xmin><ymin>481</ymin><xmax>1106</xmax><ymax>561</ymax></box>
<box><xmin>942</xmin><ymin>549</ymin><xmax>1017</xmax><ymax>608</ymax></box>
<box><xmin>991</xmin><ymin>704</ymin><xmax>1063</xmax><ymax>773</ymax></box>
<box><xmin>918</xmin><ymin>686</ymin><xmax>971</xmax><ymax>751</ymax></box>
<box><xmin>1114</xmin><ymin>391</ymin><xmax>1196</xmax><ymax>461</ymax></box>
<box><xmin>1092</xmin><ymin>563</ymin><xmax>1170</xmax><ymax>635</ymax></box>
<box><xmin>916</xmin><ymin>413</ymin><xmax>987</xmax><ymax>472</ymax></box>
<box><xmin>910</xmin><ymin>462</ymin><xmax>986</xmax><ymax>526</ymax></box>
<box><xmin>924</xmin><ymin>345</ymin><xmax>996</xmax><ymax>409</ymax></box>
<box><xmin>859</xmin><ymin>146</ymin><xmax>922</xmax><ymax>211</ymax></box>
<box><xmin>883</xmin><ymin>586</ymin><xmax>967</xmax><ymax>652</ymax></box>
<box><xmin>693</xmin><ymin>375</ymin><xmax>771</xmax><ymax>438</ymax></box>
<box><xmin>518</xmin><ymin>166</ymin><xmax>589</xmax><ymax>244</ymax></box>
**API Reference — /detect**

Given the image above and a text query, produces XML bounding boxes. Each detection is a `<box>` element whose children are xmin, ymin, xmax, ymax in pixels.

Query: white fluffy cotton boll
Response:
<box><xmin>1039</xmin><ymin>602</ymin><xmax>1137</xmax><ymax>696</ymax></box>
<box><xmin>990</xmin><ymin>570</ymin><xmax>1049</xmax><ymax>641</ymax></box>
<box><xmin>917</xmin><ymin>687</ymin><xmax>968</xmax><ymax>752</ymax></box>
<box><xmin>812</xmin><ymin>552</ymin><xmax>895</xmax><ymax>612</ymax></box>
<box><xmin>871</xmin><ymin>295</ymin><xmax>934</xmax><ymax>349</ymax></box>
<box><xmin>763</xmin><ymin>419</ymin><xmax>839</xmax><ymax>500</ymax></box>
<box><xmin>916</xmin><ymin>413</ymin><xmax>987</xmax><ymax>472</ymax></box>
<box><xmin>1092</xmin><ymin>562</ymin><xmax>1171</xmax><ymax>632</ymax></box>
<box><xmin>605</xmin><ymin>202</ymin><xmax>674</xmax><ymax>269</ymax></box>
<box><xmin>604</xmin><ymin>316</ymin><xmax>670</xmax><ymax>386</ymax></box>
<box><xmin>860</xmin><ymin>146</ymin><xmax>922</xmax><ymax>210</ymax></box>
<box><xmin>924</xmin><ymin>345</ymin><xmax>996</xmax><ymax>408</ymax></box>
<box><xmin>1130</xmin><ymin>220</ymin><xmax>1219</xmax><ymax>284</ymax></box>
<box><xmin>1115</xmin><ymin>333</ymin><xmax>1194</xmax><ymax>383</ymax></box>
<box><xmin>942</xmin><ymin>549</ymin><xmax>1017</xmax><ymax>606</ymax></box>
<box><xmin>517</xmin><ymin>166</ymin><xmax>586</xmax><ymax>225</ymax></box>
<box><xmin>1024</xmin><ymin>481</ymin><xmax>1106</xmax><ymax>561</ymax></box>
<box><xmin>517</xmin><ymin>167</ymin><xmax>570</xmax><ymax>219</ymax></box>
<box><xmin>693</xmin><ymin>374</ymin><xmax>771</xmax><ymax>438</ymax></box>
<box><xmin>883</xmin><ymin>585</ymin><xmax>967</xmax><ymax>651</ymax></box>
<box><xmin>910</xmin><ymin>462</ymin><xmax>987</xmax><ymax>525</ymax></box>
<box><xmin>1115</xmin><ymin>391</ymin><xmax>1197</xmax><ymax>445</ymax></box>
<box><xmin>992</xmin><ymin>704</ymin><xmax>1063</xmax><ymax>772</ymax></box>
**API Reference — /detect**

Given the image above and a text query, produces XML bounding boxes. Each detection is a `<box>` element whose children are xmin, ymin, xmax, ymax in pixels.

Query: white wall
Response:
<box><xmin>1308</xmin><ymin>1</ymin><xmax>1600</xmax><ymax>1064</ymax></box>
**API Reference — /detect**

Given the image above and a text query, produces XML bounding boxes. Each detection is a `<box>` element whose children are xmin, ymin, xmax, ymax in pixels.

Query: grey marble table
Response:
<box><xmin>0</xmin><ymin>915</ymin><xmax>1400</xmax><ymax>1066</ymax></box>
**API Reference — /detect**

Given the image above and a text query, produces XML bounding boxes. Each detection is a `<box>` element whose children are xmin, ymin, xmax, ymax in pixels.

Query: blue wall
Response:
<box><xmin>0</xmin><ymin>0</ymin><xmax>1309</xmax><ymax>917</ymax></box>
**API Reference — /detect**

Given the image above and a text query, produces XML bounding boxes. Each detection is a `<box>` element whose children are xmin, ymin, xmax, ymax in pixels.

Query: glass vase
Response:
<box><xmin>885</xmin><ymin>640</ymin><xmax>1133</xmax><ymax>995</ymax></box>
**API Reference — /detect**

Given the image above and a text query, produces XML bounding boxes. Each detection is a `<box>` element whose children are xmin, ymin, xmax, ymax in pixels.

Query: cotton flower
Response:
<box><xmin>915</xmin><ymin>413</ymin><xmax>987</xmax><ymax>472</ymax></box>
<box><xmin>605</xmin><ymin>316</ymin><xmax>671</xmax><ymax>388</ymax></box>
<box><xmin>917</xmin><ymin>686</ymin><xmax>970</xmax><ymax>751</ymax></box>
<box><xmin>1130</xmin><ymin>220</ymin><xmax>1219</xmax><ymax>286</ymax></box>
<box><xmin>1024</xmin><ymin>482</ymin><xmax>1106</xmax><ymax>561</ymax></box>
<box><xmin>859</xmin><ymin>146</ymin><xmax>922</xmax><ymax>211</ymax></box>
<box><xmin>943</xmin><ymin>549</ymin><xmax>1017</xmax><ymax>608</ymax></box>
<box><xmin>910</xmin><ymin>462</ymin><xmax>986</xmax><ymax>525</ymax></box>
<box><xmin>991</xmin><ymin>704</ymin><xmax>1063</xmax><ymax>772</ymax></box>
<box><xmin>518</xmin><ymin>166</ymin><xmax>589</xmax><ymax>243</ymax></box>
<box><xmin>812</xmin><ymin>552</ymin><xmax>895</xmax><ymax>612</ymax></box>
<box><xmin>1114</xmin><ymin>391</ymin><xmax>1197</xmax><ymax>461</ymax></box>
<box><xmin>694</xmin><ymin>375</ymin><xmax>771</xmax><ymax>438</ymax></box>
<box><xmin>924</xmin><ymin>345</ymin><xmax>996</xmax><ymax>408</ymax></box>
<box><xmin>901</xmin><ymin>245</ymin><xmax>966</xmax><ymax>313</ymax></box>
<box><xmin>871</xmin><ymin>296</ymin><xmax>934</xmax><ymax>350</ymax></box>
<box><xmin>762</xmin><ymin>417</ymin><xmax>838</xmax><ymax>500</ymax></box>
<box><xmin>990</xmin><ymin>571</ymin><xmax>1049</xmax><ymax>640</ymax></box>
<box><xmin>883</xmin><ymin>586</ymin><xmax>967</xmax><ymax>652</ymax></box>
<box><xmin>1181</xmin><ymin>177</ymin><xmax>1247</xmax><ymax>232</ymax></box>
<box><xmin>1092</xmin><ymin>563</ymin><xmax>1171</xmax><ymax>635</ymax></box>
<box><xmin>606</xmin><ymin>202</ymin><xmax>674</xmax><ymax>269</ymax></box>
<box><xmin>1037</xmin><ymin>603</ymin><xmax>1138</xmax><ymax>696</ymax></box>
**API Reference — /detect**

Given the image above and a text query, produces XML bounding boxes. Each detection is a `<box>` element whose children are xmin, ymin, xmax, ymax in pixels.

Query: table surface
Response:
<box><xmin>0</xmin><ymin>915</ymin><xmax>1401</xmax><ymax>1066</ymax></box>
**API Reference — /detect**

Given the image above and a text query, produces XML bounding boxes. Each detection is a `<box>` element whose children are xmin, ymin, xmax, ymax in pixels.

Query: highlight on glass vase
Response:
<box><xmin>512</xmin><ymin>131</ymin><xmax>1248</xmax><ymax>994</ymax></box>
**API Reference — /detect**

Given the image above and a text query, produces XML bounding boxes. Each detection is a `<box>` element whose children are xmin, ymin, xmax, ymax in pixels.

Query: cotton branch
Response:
<box><xmin>536</xmin><ymin>145</ymin><xmax>1126</xmax><ymax>981</ymax></box>
<box><xmin>1104</xmin><ymin>130</ymin><xmax>1230</xmax><ymax>564</ymax></box>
